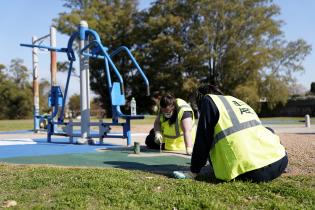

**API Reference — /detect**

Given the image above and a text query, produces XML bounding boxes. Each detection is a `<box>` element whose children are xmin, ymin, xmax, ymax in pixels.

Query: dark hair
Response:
<box><xmin>160</xmin><ymin>93</ymin><xmax>176</xmax><ymax>108</ymax></box>
<box><xmin>195</xmin><ymin>84</ymin><xmax>223</xmax><ymax>110</ymax></box>
<box><xmin>159</xmin><ymin>93</ymin><xmax>177</xmax><ymax>124</ymax></box>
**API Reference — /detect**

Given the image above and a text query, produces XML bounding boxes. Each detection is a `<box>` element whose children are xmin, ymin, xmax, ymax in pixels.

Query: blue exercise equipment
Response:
<box><xmin>21</xmin><ymin>21</ymin><xmax>149</xmax><ymax>146</ymax></box>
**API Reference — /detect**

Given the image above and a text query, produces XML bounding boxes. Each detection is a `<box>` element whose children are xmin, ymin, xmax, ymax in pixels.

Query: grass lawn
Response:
<box><xmin>0</xmin><ymin>117</ymin><xmax>156</xmax><ymax>132</ymax></box>
<box><xmin>260</xmin><ymin>117</ymin><xmax>315</xmax><ymax>125</ymax></box>
<box><xmin>0</xmin><ymin>119</ymin><xmax>33</xmax><ymax>131</ymax></box>
<box><xmin>0</xmin><ymin>164</ymin><xmax>314</xmax><ymax>209</ymax></box>
<box><xmin>0</xmin><ymin>118</ymin><xmax>314</xmax><ymax>209</ymax></box>
<box><xmin>0</xmin><ymin>116</ymin><xmax>313</xmax><ymax>131</ymax></box>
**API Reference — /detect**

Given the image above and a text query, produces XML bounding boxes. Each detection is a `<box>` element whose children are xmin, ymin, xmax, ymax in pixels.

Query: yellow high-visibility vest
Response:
<box><xmin>160</xmin><ymin>98</ymin><xmax>196</xmax><ymax>151</ymax></box>
<box><xmin>208</xmin><ymin>94</ymin><xmax>286</xmax><ymax>181</ymax></box>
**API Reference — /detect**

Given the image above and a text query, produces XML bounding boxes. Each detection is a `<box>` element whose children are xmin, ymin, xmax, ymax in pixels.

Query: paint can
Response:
<box><xmin>134</xmin><ymin>142</ymin><xmax>140</xmax><ymax>154</ymax></box>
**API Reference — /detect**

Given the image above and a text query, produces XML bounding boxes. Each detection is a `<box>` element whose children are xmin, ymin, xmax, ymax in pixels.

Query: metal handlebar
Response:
<box><xmin>111</xmin><ymin>46</ymin><xmax>150</xmax><ymax>96</ymax></box>
<box><xmin>20</xmin><ymin>43</ymin><xmax>67</xmax><ymax>53</ymax></box>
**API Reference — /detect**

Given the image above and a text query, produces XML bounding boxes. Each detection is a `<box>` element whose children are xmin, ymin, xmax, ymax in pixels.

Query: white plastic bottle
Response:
<box><xmin>131</xmin><ymin>97</ymin><xmax>137</xmax><ymax>115</ymax></box>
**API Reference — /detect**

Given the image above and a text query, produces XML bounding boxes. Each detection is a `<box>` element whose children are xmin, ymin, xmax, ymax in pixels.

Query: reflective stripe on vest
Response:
<box><xmin>212</xmin><ymin>95</ymin><xmax>261</xmax><ymax>148</ymax></box>
<box><xmin>162</xmin><ymin>104</ymin><xmax>191</xmax><ymax>139</ymax></box>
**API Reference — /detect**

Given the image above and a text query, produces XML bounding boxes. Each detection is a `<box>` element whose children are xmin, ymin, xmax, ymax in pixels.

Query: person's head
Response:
<box><xmin>159</xmin><ymin>93</ymin><xmax>176</xmax><ymax>119</ymax></box>
<box><xmin>195</xmin><ymin>84</ymin><xmax>223</xmax><ymax>110</ymax></box>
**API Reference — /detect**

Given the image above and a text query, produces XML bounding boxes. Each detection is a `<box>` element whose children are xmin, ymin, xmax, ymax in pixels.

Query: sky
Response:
<box><xmin>0</xmin><ymin>0</ymin><xmax>314</xmax><ymax>97</ymax></box>
<box><xmin>273</xmin><ymin>0</ymin><xmax>315</xmax><ymax>91</ymax></box>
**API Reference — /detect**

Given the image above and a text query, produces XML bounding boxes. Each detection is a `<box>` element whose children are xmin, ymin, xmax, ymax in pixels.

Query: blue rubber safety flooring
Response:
<box><xmin>0</xmin><ymin>129</ymin><xmax>191</xmax><ymax>174</ymax></box>
<box><xmin>0</xmin><ymin>130</ymin><xmax>34</xmax><ymax>134</ymax></box>
<box><xmin>0</xmin><ymin>137</ymin><xmax>117</xmax><ymax>159</ymax></box>
<box><xmin>0</xmin><ymin>136</ymin><xmax>190</xmax><ymax>173</ymax></box>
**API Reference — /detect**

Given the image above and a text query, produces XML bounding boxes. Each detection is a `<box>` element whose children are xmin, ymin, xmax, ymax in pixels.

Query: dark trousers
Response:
<box><xmin>145</xmin><ymin>128</ymin><xmax>165</xmax><ymax>150</ymax></box>
<box><xmin>236</xmin><ymin>154</ymin><xmax>288</xmax><ymax>183</ymax></box>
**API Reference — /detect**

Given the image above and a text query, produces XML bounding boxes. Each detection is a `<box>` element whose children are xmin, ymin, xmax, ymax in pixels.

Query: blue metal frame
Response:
<box><xmin>20</xmin><ymin>24</ymin><xmax>150</xmax><ymax>146</ymax></box>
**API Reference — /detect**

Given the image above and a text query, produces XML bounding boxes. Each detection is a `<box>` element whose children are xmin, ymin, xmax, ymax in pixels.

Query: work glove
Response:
<box><xmin>154</xmin><ymin>131</ymin><xmax>163</xmax><ymax>144</ymax></box>
<box><xmin>186</xmin><ymin>147</ymin><xmax>193</xmax><ymax>156</ymax></box>
<box><xmin>173</xmin><ymin>171</ymin><xmax>197</xmax><ymax>179</ymax></box>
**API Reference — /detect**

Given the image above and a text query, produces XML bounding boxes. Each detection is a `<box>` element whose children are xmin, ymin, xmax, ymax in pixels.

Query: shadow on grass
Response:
<box><xmin>103</xmin><ymin>160</ymin><xmax>221</xmax><ymax>183</ymax></box>
<box><xmin>101</xmin><ymin>146</ymin><xmax>222</xmax><ymax>183</ymax></box>
<box><xmin>103</xmin><ymin>160</ymin><xmax>188</xmax><ymax>176</ymax></box>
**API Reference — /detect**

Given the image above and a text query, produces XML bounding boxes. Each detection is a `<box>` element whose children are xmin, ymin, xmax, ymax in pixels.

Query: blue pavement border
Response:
<box><xmin>0</xmin><ymin>130</ymin><xmax>33</xmax><ymax>134</ymax></box>
<box><xmin>0</xmin><ymin>137</ymin><xmax>119</xmax><ymax>159</ymax></box>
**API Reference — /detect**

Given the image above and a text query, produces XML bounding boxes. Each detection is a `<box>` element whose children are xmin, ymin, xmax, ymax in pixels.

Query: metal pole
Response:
<box><xmin>305</xmin><ymin>114</ymin><xmax>311</xmax><ymax>127</ymax></box>
<box><xmin>50</xmin><ymin>27</ymin><xmax>57</xmax><ymax>86</ymax></box>
<box><xmin>79</xmin><ymin>20</ymin><xmax>90</xmax><ymax>141</ymax></box>
<box><xmin>32</xmin><ymin>36</ymin><xmax>40</xmax><ymax>132</ymax></box>
<box><xmin>50</xmin><ymin>27</ymin><xmax>58</xmax><ymax>135</ymax></box>
<box><xmin>86</xmin><ymin>46</ymin><xmax>91</xmax><ymax>115</ymax></box>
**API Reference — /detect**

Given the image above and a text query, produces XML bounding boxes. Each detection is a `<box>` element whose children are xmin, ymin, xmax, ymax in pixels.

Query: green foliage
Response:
<box><xmin>54</xmin><ymin>0</ymin><xmax>311</xmax><ymax>114</ymax></box>
<box><xmin>8</xmin><ymin>58</ymin><xmax>30</xmax><ymax>87</ymax></box>
<box><xmin>0</xmin><ymin>80</ymin><xmax>32</xmax><ymax>119</ymax></box>
<box><xmin>39</xmin><ymin>79</ymin><xmax>51</xmax><ymax>113</ymax></box>
<box><xmin>68</xmin><ymin>94</ymin><xmax>80</xmax><ymax>117</ymax></box>
<box><xmin>0</xmin><ymin>64</ymin><xmax>5</xmax><ymax>69</ymax></box>
<box><xmin>0</xmin><ymin>164</ymin><xmax>314</xmax><ymax>209</ymax></box>
<box><xmin>0</xmin><ymin>60</ymin><xmax>33</xmax><ymax>119</ymax></box>
<box><xmin>0</xmin><ymin>59</ymin><xmax>52</xmax><ymax>119</ymax></box>
<box><xmin>233</xmin><ymin>80</ymin><xmax>260</xmax><ymax>111</ymax></box>
<box><xmin>0</xmin><ymin>64</ymin><xmax>7</xmax><ymax>82</ymax></box>
<box><xmin>54</xmin><ymin>0</ymin><xmax>145</xmax><ymax>116</ymax></box>
<box><xmin>0</xmin><ymin>64</ymin><xmax>6</xmax><ymax>73</ymax></box>
<box><xmin>260</xmin><ymin>75</ymin><xmax>290</xmax><ymax>109</ymax></box>
<box><xmin>57</xmin><ymin>61</ymin><xmax>74</xmax><ymax>73</ymax></box>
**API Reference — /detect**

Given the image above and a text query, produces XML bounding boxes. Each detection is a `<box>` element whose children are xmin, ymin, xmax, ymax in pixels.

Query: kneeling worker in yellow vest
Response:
<box><xmin>145</xmin><ymin>93</ymin><xmax>196</xmax><ymax>155</ymax></box>
<box><xmin>175</xmin><ymin>85</ymin><xmax>288</xmax><ymax>182</ymax></box>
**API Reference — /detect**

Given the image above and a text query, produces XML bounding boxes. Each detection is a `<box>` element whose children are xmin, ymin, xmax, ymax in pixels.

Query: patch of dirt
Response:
<box><xmin>279</xmin><ymin>133</ymin><xmax>315</xmax><ymax>175</ymax></box>
<box><xmin>109</xmin><ymin>124</ymin><xmax>152</xmax><ymax>133</ymax></box>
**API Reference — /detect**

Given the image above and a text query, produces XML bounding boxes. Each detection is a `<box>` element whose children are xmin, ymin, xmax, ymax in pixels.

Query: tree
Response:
<box><xmin>39</xmin><ymin>79</ymin><xmax>51</xmax><ymax>113</ymax></box>
<box><xmin>0</xmin><ymin>60</ymin><xmax>33</xmax><ymax>119</ymax></box>
<box><xmin>259</xmin><ymin>39</ymin><xmax>311</xmax><ymax>108</ymax></box>
<box><xmin>310</xmin><ymin>82</ymin><xmax>315</xmax><ymax>95</ymax></box>
<box><xmin>57</xmin><ymin>61</ymin><xmax>77</xmax><ymax>77</ymax></box>
<box><xmin>0</xmin><ymin>64</ymin><xmax>7</xmax><ymax>82</ymax></box>
<box><xmin>288</xmin><ymin>82</ymin><xmax>307</xmax><ymax>96</ymax></box>
<box><xmin>259</xmin><ymin>75</ymin><xmax>289</xmax><ymax>109</ymax></box>
<box><xmin>138</xmin><ymin>0</ymin><xmax>311</xmax><ymax>110</ymax></box>
<box><xmin>0</xmin><ymin>79</ymin><xmax>33</xmax><ymax>119</ymax></box>
<box><xmin>54</xmin><ymin>0</ymin><xmax>311</xmax><ymax>113</ymax></box>
<box><xmin>0</xmin><ymin>64</ymin><xmax>5</xmax><ymax>70</ymax></box>
<box><xmin>68</xmin><ymin>94</ymin><xmax>80</xmax><ymax>117</ymax></box>
<box><xmin>54</xmin><ymin>0</ymin><xmax>147</xmax><ymax>116</ymax></box>
<box><xmin>8</xmin><ymin>58</ymin><xmax>30</xmax><ymax>87</ymax></box>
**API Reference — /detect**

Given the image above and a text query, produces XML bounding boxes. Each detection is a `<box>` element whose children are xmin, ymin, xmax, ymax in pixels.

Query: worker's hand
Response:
<box><xmin>154</xmin><ymin>131</ymin><xmax>163</xmax><ymax>144</ymax></box>
<box><xmin>173</xmin><ymin>171</ymin><xmax>197</xmax><ymax>179</ymax></box>
<box><xmin>186</xmin><ymin>147</ymin><xmax>193</xmax><ymax>156</ymax></box>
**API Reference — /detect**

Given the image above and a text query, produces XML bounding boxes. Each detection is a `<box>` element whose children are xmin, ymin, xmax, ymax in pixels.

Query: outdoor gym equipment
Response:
<box><xmin>28</xmin><ymin>27</ymin><xmax>57</xmax><ymax>132</ymax></box>
<box><xmin>21</xmin><ymin>20</ymin><xmax>150</xmax><ymax>146</ymax></box>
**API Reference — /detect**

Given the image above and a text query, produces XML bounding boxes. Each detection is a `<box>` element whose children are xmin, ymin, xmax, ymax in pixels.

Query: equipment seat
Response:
<box><xmin>111</xmin><ymin>82</ymin><xmax>144</xmax><ymax>120</ymax></box>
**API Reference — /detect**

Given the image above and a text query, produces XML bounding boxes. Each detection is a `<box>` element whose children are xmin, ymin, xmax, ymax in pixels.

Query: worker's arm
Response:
<box><xmin>190</xmin><ymin>96</ymin><xmax>219</xmax><ymax>173</ymax></box>
<box><xmin>153</xmin><ymin>114</ymin><xmax>163</xmax><ymax>144</ymax></box>
<box><xmin>181</xmin><ymin>115</ymin><xmax>193</xmax><ymax>154</ymax></box>
<box><xmin>154</xmin><ymin>114</ymin><xmax>161</xmax><ymax>132</ymax></box>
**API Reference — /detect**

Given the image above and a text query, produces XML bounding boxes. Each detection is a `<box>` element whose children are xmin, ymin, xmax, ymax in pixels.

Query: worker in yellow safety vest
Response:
<box><xmin>145</xmin><ymin>93</ymin><xmax>196</xmax><ymax>155</ymax></box>
<box><xmin>174</xmin><ymin>85</ymin><xmax>288</xmax><ymax>182</ymax></box>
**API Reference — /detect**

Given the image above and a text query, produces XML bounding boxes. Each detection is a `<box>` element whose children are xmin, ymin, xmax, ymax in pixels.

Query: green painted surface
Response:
<box><xmin>1</xmin><ymin>148</ymin><xmax>190</xmax><ymax>174</ymax></box>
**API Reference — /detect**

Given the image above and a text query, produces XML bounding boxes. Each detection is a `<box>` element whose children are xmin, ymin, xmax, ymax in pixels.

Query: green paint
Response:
<box><xmin>1</xmin><ymin>149</ymin><xmax>190</xmax><ymax>173</ymax></box>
